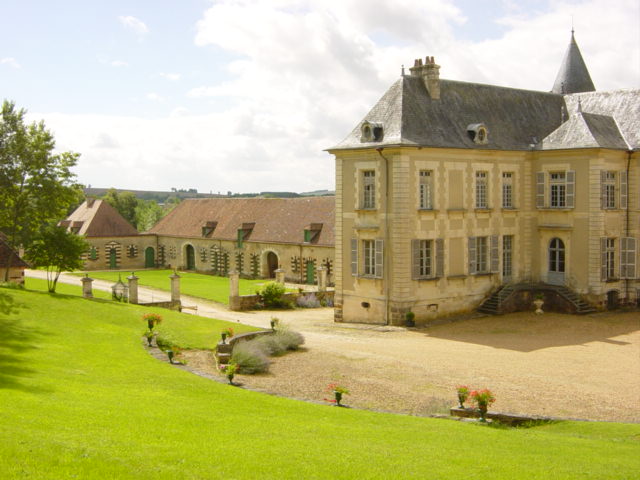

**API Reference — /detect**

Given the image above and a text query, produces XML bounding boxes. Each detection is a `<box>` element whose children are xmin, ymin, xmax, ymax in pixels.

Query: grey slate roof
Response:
<box><xmin>330</xmin><ymin>76</ymin><xmax>639</xmax><ymax>153</ymax></box>
<box><xmin>552</xmin><ymin>32</ymin><xmax>596</xmax><ymax>94</ymax></box>
<box><xmin>541</xmin><ymin>112</ymin><xmax>628</xmax><ymax>150</ymax></box>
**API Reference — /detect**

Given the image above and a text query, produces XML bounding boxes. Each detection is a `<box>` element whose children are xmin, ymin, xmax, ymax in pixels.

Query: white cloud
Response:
<box><xmin>146</xmin><ymin>93</ymin><xmax>165</xmax><ymax>102</ymax></box>
<box><xmin>1</xmin><ymin>57</ymin><xmax>21</xmax><ymax>69</ymax></box>
<box><xmin>32</xmin><ymin>0</ymin><xmax>640</xmax><ymax>194</ymax></box>
<box><xmin>110</xmin><ymin>60</ymin><xmax>128</xmax><ymax>67</ymax></box>
<box><xmin>159</xmin><ymin>72</ymin><xmax>181</xmax><ymax>81</ymax></box>
<box><xmin>118</xmin><ymin>15</ymin><xmax>149</xmax><ymax>35</ymax></box>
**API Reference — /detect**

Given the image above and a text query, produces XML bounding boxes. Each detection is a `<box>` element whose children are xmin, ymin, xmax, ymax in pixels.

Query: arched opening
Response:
<box><xmin>606</xmin><ymin>290</ymin><xmax>619</xmax><ymax>310</ymax></box>
<box><xmin>144</xmin><ymin>247</ymin><xmax>155</xmax><ymax>268</ymax></box>
<box><xmin>266</xmin><ymin>252</ymin><xmax>278</xmax><ymax>278</ymax></box>
<box><xmin>548</xmin><ymin>237</ymin><xmax>565</xmax><ymax>285</ymax></box>
<box><xmin>185</xmin><ymin>245</ymin><xmax>195</xmax><ymax>270</ymax></box>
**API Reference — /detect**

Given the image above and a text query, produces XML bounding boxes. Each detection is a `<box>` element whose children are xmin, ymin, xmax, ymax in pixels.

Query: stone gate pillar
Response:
<box><xmin>317</xmin><ymin>266</ymin><xmax>327</xmax><ymax>292</ymax></box>
<box><xmin>170</xmin><ymin>270</ymin><xmax>181</xmax><ymax>303</ymax></box>
<box><xmin>127</xmin><ymin>272</ymin><xmax>139</xmax><ymax>304</ymax></box>
<box><xmin>275</xmin><ymin>268</ymin><xmax>285</xmax><ymax>285</ymax></box>
<box><xmin>81</xmin><ymin>274</ymin><xmax>94</xmax><ymax>299</ymax></box>
<box><xmin>229</xmin><ymin>271</ymin><xmax>241</xmax><ymax>311</ymax></box>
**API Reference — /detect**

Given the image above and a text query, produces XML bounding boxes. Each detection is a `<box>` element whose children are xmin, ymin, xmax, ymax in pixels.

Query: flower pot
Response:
<box><xmin>221</xmin><ymin>332</ymin><xmax>228</xmax><ymax>343</ymax></box>
<box><xmin>478</xmin><ymin>404</ymin><xmax>488</xmax><ymax>422</ymax></box>
<box><xmin>167</xmin><ymin>350</ymin><xmax>174</xmax><ymax>364</ymax></box>
<box><xmin>334</xmin><ymin>391</ymin><xmax>343</xmax><ymax>406</ymax></box>
<box><xmin>457</xmin><ymin>394</ymin><xmax>467</xmax><ymax>409</ymax></box>
<box><xmin>533</xmin><ymin>299</ymin><xmax>544</xmax><ymax>315</ymax></box>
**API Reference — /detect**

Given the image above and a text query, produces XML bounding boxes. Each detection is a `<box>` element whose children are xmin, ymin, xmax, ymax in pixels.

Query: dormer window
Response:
<box><xmin>467</xmin><ymin>123</ymin><xmax>489</xmax><ymax>145</ymax></box>
<box><xmin>303</xmin><ymin>223</ymin><xmax>323</xmax><ymax>244</ymax></box>
<box><xmin>360</xmin><ymin>121</ymin><xmax>384</xmax><ymax>142</ymax></box>
<box><xmin>202</xmin><ymin>221</ymin><xmax>217</xmax><ymax>237</ymax></box>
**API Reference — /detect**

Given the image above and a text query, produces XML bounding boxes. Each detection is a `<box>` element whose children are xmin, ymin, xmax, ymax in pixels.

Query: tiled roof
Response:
<box><xmin>541</xmin><ymin>112</ymin><xmax>629</xmax><ymax>150</ymax></box>
<box><xmin>149</xmin><ymin>197</ymin><xmax>335</xmax><ymax>246</ymax></box>
<box><xmin>0</xmin><ymin>236</ymin><xmax>29</xmax><ymax>268</ymax></box>
<box><xmin>62</xmin><ymin>199</ymin><xmax>138</xmax><ymax>237</ymax></box>
<box><xmin>552</xmin><ymin>32</ymin><xmax>596</xmax><ymax>94</ymax></box>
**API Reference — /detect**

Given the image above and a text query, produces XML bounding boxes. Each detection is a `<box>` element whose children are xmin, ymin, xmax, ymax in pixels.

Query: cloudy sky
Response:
<box><xmin>1</xmin><ymin>0</ymin><xmax>638</xmax><ymax>194</ymax></box>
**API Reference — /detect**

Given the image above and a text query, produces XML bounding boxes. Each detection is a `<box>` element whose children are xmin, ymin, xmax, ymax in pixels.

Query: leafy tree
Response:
<box><xmin>0</xmin><ymin>100</ymin><xmax>83</xmax><ymax>281</ymax></box>
<box><xmin>135</xmin><ymin>199</ymin><xmax>165</xmax><ymax>232</ymax></box>
<box><xmin>25</xmin><ymin>225</ymin><xmax>89</xmax><ymax>292</ymax></box>
<box><xmin>102</xmin><ymin>189</ymin><xmax>138</xmax><ymax>227</ymax></box>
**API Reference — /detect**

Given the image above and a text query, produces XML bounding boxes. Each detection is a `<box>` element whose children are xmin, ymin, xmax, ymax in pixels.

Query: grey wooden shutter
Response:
<box><xmin>536</xmin><ymin>172</ymin><xmax>545</xmax><ymax>208</ymax></box>
<box><xmin>620</xmin><ymin>171</ymin><xmax>628</xmax><ymax>210</ymax></box>
<box><xmin>350</xmin><ymin>238</ymin><xmax>358</xmax><ymax>276</ymax></box>
<box><xmin>600</xmin><ymin>170</ymin><xmax>607</xmax><ymax>209</ymax></box>
<box><xmin>468</xmin><ymin>237</ymin><xmax>477</xmax><ymax>274</ymax></box>
<box><xmin>600</xmin><ymin>237</ymin><xmax>608</xmax><ymax>281</ymax></box>
<box><xmin>411</xmin><ymin>239</ymin><xmax>420</xmax><ymax>280</ymax></box>
<box><xmin>621</xmin><ymin>237</ymin><xmax>637</xmax><ymax>279</ymax></box>
<box><xmin>374</xmin><ymin>239</ymin><xmax>384</xmax><ymax>278</ymax></box>
<box><xmin>566</xmin><ymin>171</ymin><xmax>575</xmax><ymax>208</ymax></box>
<box><xmin>490</xmin><ymin>235</ymin><xmax>499</xmax><ymax>273</ymax></box>
<box><xmin>436</xmin><ymin>238</ymin><xmax>444</xmax><ymax>278</ymax></box>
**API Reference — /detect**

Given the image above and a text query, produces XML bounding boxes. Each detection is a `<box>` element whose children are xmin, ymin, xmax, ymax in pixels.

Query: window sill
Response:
<box><xmin>537</xmin><ymin>208</ymin><xmax>574</xmax><ymax>211</ymax></box>
<box><xmin>501</xmin><ymin>207</ymin><xmax>518</xmax><ymax>211</ymax></box>
<box><xmin>355</xmin><ymin>208</ymin><xmax>378</xmax><ymax>213</ymax></box>
<box><xmin>446</xmin><ymin>274</ymin><xmax>467</xmax><ymax>279</ymax></box>
<box><xmin>354</xmin><ymin>274</ymin><xmax>382</xmax><ymax>280</ymax></box>
<box><xmin>414</xmin><ymin>276</ymin><xmax>439</xmax><ymax>282</ymax></box>
<box><xmin>471</xmin><ymin>272</ymin><xmax>494</xmax><ymax>277</ymax></box>
<box><xmin>417</xmin><ymin>208</ymin><xmax>438</xmax><ymax>213</ymax></box>
<box><xmin>474</xmin><ymin>208</ymin><xmax>492</xmax><ymax>212</ymax></box>
<box><xmin>605</xmin><ymin>278</ymin><xmax>620</xmax><ymax>283</ymax></box>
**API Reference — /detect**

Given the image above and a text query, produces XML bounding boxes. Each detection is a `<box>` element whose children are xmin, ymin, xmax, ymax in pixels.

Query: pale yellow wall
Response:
<box><xmin>83</xmin><ymin>235</ymin><xmax>157</xmax><ymax>271</ymax></box>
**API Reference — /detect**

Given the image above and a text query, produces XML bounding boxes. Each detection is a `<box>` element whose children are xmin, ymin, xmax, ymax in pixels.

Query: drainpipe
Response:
<box><xmin>376</xmin><ymin>147</ymin><xmax>390</xmax><ymax>325</ymax></box>
<box><xmin>624</xmin><ymin>150</ymin><xmax>632</xmax><ymax>302</ymax></box>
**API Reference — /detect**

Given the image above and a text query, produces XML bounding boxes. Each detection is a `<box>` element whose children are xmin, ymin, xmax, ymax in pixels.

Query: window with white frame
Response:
<box><xmin>469</xmin><ymin>236</ymin><xmax>499</xmax><ymax>275</ymax></box>
<box><xmin>502</xmin><ymin>172</ymin><xmax>514</xmax><ymax>208</ymax></box>
<box><xmin>351</xmin><ymin>238</ymin><xmax>384</xmax><ymax>278</ymax></box>
<box><xmin>536</xmin><ymin>171</ymin><xmax>575</xmax><ymax>208</ymax></box>
<box><xmin>475</xmin><ymin>171</ymin><xmax>488</xmax><ymax>208</ymax></box>
<box><xmin>414</xmin><ymin>239</ymin><xmax>432</xmax><ymax>277</ymax></box>
<box><xmin>503</xmin><ymin>235</ymin><xmax>513</xmax><ymax>278</ymax></box>
<box><xmin>419</xmin><ymin>170</ymin><xmax>433</xmax><ymax>209</ymax></box>
<box><xmin>602</xmin><ymin>172</ymin><xmax>616</xmax><ymax>209</ymax></box>
<box><xmin>620</xmin><ymin>237</ymin><xmax>637</xmax><ymax>279</ymax></box>
<box><xmin>362</xmin><ymin>170</ymin><xmax>376</xmax><ymax>209</ymax></box>
<box><xmin>601</xmin><ymin>238</ymin><xmax>616</xmax><ymax>280</ymax></box>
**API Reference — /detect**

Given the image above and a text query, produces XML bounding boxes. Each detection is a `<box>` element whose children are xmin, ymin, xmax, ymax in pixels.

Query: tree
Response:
<box><xmin>0</xmin><ymin>100</ymin><xmax>83</xmax><ymax>281</ymax></box>
<box><xmin>101</xmin><ymin>189</ymin><xmax>138</xmax><ymax>227</ymax></box>
<box><xmin>135</xmin><ymin>199</ymin><xmax>165</xmax><ymax>232</ymax></box>
<box><xmin>25</xmin><ymin>225</ymin><xmax>89</xmax><ymax>293</ymax></box>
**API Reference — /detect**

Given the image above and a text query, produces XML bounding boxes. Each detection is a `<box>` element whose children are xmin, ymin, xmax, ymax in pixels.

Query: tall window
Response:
<box><xmin>502</xmin><ymin>172</ymin><xmax>513</xmax><ymax>208</ymax></box>
<box><xmin>475</xmin><ymin>171</ymin><xmax>488</xmax><ymax>208</ymax></box>
<box><xmin>417</xmin><ymin>240</ymin><xmax>433</xmax><ymax>277</ymax></box>
<box><xmin>550</xmin><ymin>172</ymin><xmax>567</xmax><ymax>207</ymax></box>
<box><xmin>503</xmin><ymin>235</ymin><xmax>513</xmax><ymax>278</ymax></box>
<box><xmin>549</xmin><ymin>238</ymin><xmax>565</xmax><ymax>273</ymax></box>
<box><xmin>601</xmin><ymin>238</ymin><xmax>616</xmax><ymax>280</ymax></box>
<box><xmin>602</xmin><ymin>171</ymin><xmax>616</xmax><ymax>209</ymax></box>
<box><xmin>419</xmin><ymin>170</ymin><xmax>433</xmax><ymax>209</ymax></box>
<box><xmin>362</xmin><ymin>170</ymin><xmax>375</xmax><ymax>209</ymax></box>
<box><xmin>469</xmin><ymin>236</ymin><xmax>488</xmax><ymax>273</ymax></box>
<box><xmin>363</xmin><ymin>240</ymin><xmax>375</xmax><ymax>275</ymax></box>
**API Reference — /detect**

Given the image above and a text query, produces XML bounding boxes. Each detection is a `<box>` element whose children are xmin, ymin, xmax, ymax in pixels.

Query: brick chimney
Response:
<box><xmin>409</xmin><ymin>56</ymin><xmax>440</xmax><ymax>100</ymax></box>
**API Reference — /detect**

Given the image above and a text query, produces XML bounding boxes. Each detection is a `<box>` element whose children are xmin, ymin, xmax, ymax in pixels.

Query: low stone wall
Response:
<box><xmin>139</xmin><ymin>300</ymin><xmax>182</xmax><ymax>311</ymax></box>
<box><xmin>450</xmin><ymin>407</ymin><xmax>557</xmax><ymax>426</ymax></box>
<box><xmin>229</xmin><ymin>291</ymin><xmax>334</xmax><ymax>311</ymax></box>
<box><xmin>215</xmin><ymin>329</ymin><xmax>273</xmax><ymax>365</ymax></box>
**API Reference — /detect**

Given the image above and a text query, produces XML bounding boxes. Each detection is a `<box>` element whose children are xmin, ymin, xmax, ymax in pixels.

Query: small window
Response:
<box><xmin>419</xmin><ymin>170</ymin><xmax>433</xmax><ymax>209</ymax></box>
<box><xmin>360</xmin><ymin>121</ymin><xmax>384</xmax><ymax>142</ymax></box>
<box><xmin>362</xmin><ymin>170</ymin><xmax>376</xmax><ymax>209</ymax></box>
<box><xmin>502</xmin><ymin>172</ymin><xmax>514</xmax><ymax>208</ymax></box>
<box><xmin>467</xmin><ymin>123</ymin><xmax>489</xmax><ymax>145</ymax></box>
<box><xmin>475</xmin><ymin>171</ymin><xmax>488</xmax><ymax>209</ymax></box>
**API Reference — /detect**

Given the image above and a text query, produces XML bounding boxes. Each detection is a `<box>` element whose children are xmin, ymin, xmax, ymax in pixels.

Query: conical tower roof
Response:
<box><xmin>552</xmin><ymin>31</ymin><xmax>596</xmax><ymax>94</ymax></box>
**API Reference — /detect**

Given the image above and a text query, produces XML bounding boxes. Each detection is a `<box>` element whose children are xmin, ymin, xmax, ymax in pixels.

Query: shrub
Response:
<box><xmin>230</xmin><ymin>341</ymin><xmax>270</xmax><ymax>374</ymax></box>
<box><xmin>405</xmin><ymin>311</ymin><xmax>415</xmax><ymax>327</ymax></box>
<box><xmin>258</xmin><ymin>282</ymin><xmax>287</xmax><ymax>308</ymax></box>
<box><xmin>296</xmin><ymin>293</ymin><xmax>320</xmax><ymax>308</ymax></box>
<box><xmin>273</xmin><ymin>328</ymin><xmax>304</xmax><ymax>351</ymax></box>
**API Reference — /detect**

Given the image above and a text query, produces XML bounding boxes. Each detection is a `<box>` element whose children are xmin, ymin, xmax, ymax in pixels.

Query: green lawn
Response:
<box><xmin>1</xmin><ymin>288</ymin><xmax>639</xmax><ymax>479</ymax></box>
<box><xmin>73</xmin><ymin>269</ymin><xmax>269</xmax><ymax>304</ymax></box>
<box><xmin>25</xmin><ymin>277</ymin><xmax>113</xmax><ymax>300</ymax></box>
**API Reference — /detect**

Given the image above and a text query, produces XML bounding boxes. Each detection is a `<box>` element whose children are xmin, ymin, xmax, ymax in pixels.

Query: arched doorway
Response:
<box><xmin>267</xmin><ymin>252</ymin><xmax>278</xmax><ymax>278</ymax></box>
<box><xmin>144</xmin><ymin>247</ymin><xmax>155</xmax><ymax>268</ymax></box>
<box><xmin>185</xmin><ymin>245</ymin><xmax>195</xmax><ymax>270</ymax></box>
<box><xmin>548</xmin><ymin>238</ymin><xmax>565</xmax><ymax>285</ymax></box>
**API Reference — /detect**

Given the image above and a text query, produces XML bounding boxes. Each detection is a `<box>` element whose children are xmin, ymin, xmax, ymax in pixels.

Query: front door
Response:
<box><xmin>145</xmin><ymin>247</ymin><xmax>155</xmax><ymax>268</ymax></box>
<box><xmin>306</xmin><ymin>261</ymin><xmax>315</xmax><ymax>285</ymax></box>
<box><xmin>185</xmin><ymin>245</ymin><xmax>195</xmax><ymax>270</ymax></box>
<box><xmin>109</xmin><ymin>248</ymin><xmax>117</xmax><ymax>269</ymax></box>
<box><xmin>267</xmin><ymin>252</ymin><xmax>278</xmax><ymax>278</ymax></box>
<box><xmin>548</xmin><ymin>238</ymin><xmax>565</xmax><ymax>285</ymax></box>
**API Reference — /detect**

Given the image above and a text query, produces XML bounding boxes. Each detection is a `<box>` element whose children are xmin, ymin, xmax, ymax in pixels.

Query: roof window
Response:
<box><xmin>360</xmin><ymin>121</ymin><xmax>384</xmax><ymax>143</ymax></box>
<box><xmin>467</xmin><ymin>123</ymin><xmax>489</xmax><ymax>145</ymax></box>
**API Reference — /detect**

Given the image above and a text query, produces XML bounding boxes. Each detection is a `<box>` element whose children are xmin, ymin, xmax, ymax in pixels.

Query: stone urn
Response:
<box><xmin>533</xmin><ymin>298</ymin><xmax>544</xmax><ymax>314</ymax></box>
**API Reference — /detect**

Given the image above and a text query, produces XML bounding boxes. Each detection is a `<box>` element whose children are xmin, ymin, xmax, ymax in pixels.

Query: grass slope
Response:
<box><xmin>1</xmin><ymin>288</ymin><xmax>638</xmax><ymax>479</ymax></box>
<box><xmin>74</xmin><ymin>269</ymin><xmax>267</xmax><ymax>304</ymax></box>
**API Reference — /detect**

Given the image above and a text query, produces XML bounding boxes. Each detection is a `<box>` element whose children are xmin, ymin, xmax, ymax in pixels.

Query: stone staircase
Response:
<box><xmin>477</xmin><ymin>283</ymin><xmax>596</xmax><ymax>315</ymax></box>
<box><xmin>477</xmin><ymin>284</ymin><xmax>515</xmax><ymax>314</ymax></box>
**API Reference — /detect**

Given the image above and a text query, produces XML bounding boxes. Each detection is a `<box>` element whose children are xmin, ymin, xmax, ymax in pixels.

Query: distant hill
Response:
<box><xmin>84</xmin><ymin>188</ymin><xmax>335</xmax><ymax>201</ymax></box>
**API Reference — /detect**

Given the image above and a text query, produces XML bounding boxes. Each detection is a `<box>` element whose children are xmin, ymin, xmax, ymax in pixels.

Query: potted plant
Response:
<box><xmin>143</xmin><ymin>312</ymin><xmax>163</xmax><ymax>331</ymax></box>
<box><xmin>533</xmin><ymin>293</ymin><xmax>545</xmax><ymax>314</ymax></box>
<box><xmin>221</xmin><ymin>363</ymin><xmax>239</xmax><ymax>385</ymax></box>
<box><xmin>143</xmin><ymin>329</ymin><xmax>155</xmax><ymax>347</ymax></box>
<box><xmin>166</xmin><ymin>346</ymin><xmax>182</xmax><ymax>364</ymax></box>
<box><xmin>270</xmin><ymin>317</ymin><xmax>279</xmax><ymax>331</ymax></box>
<box><xmin>469</xmin><ymin>388</ymin><xmax>496</xmax><ymax>422</ymax></box>
<box><xmin>326</xmin><ymin>383</ymin><xmax>350</xmax><ymax>407</ymax></box>
<box><xmin>221</xmin><ymin>327</ymin><xmax>234</xmax><ymax>343</ymax></box>
<box><xmin>456</xmin><ymin>385</ymin><xmax>470</xmax><ymax>408</ymax></box>
<box><xmin>405</xmin><ymin>311</ymin><xmax>416</xmax><ymax>327</ymax></box>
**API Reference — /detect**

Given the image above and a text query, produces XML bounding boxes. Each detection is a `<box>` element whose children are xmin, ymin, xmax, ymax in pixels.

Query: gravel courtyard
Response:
<box><xmin>186</xmin><ymin>309</ymin><xmax>640</xmax><ymax>422</ymax></box>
